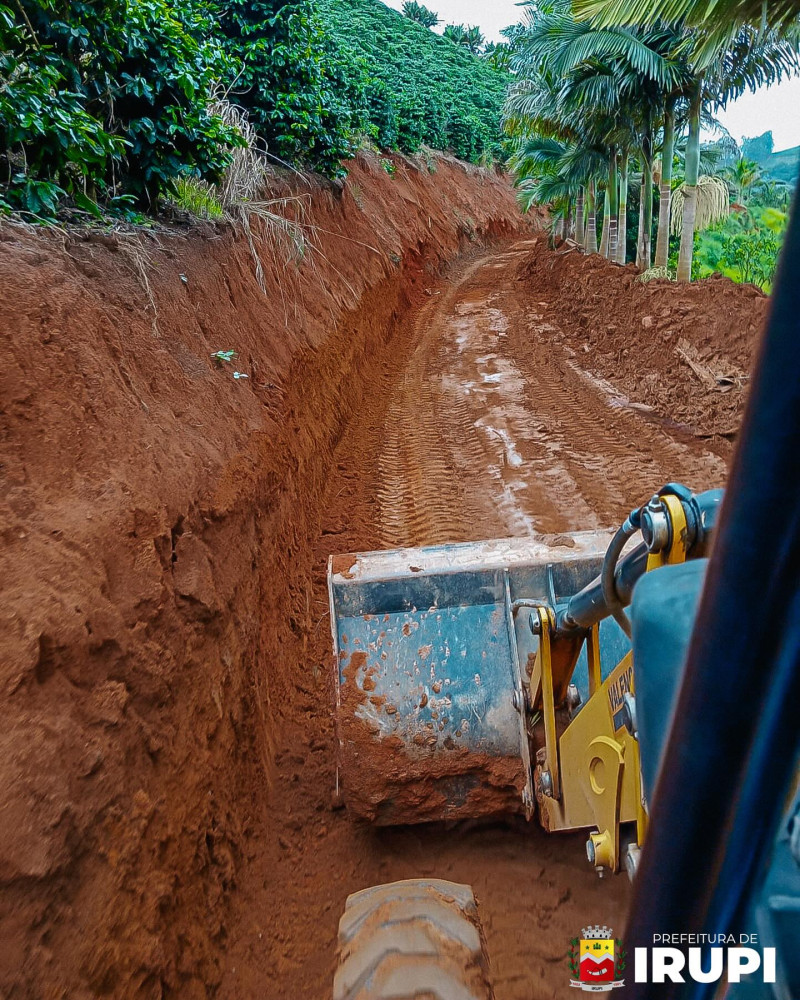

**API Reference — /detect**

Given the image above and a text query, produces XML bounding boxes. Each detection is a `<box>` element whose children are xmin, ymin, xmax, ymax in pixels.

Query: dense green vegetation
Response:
<box><xmin>214</xmin><ymin>1</ymin><xmax>354</xmax><ymax>178</ymax></box>
<box><xmin>318</xmin><ymin>0</ymin><xmax>507</xmax><ymax>162</ymax></box>
<box><xmin>505</xmin><ymin>0</ymin><xmax>799</xmax><ymax>285</ymax></box>
<box><xmin>682</xmin><ymin>162</ymin><xmax>792</xmax><ymax>288</ymax></box>
<box><xmin>687</xmin><ymin>206</ymin><xmax>786</xmax><ymax>288</ymax></box>
<box><xmin>0</xmin><ymin>0</ymin><xmax>508</xmax><ymax>220</ymax></box>
<box><xmin>0</xmin><ymin>0</ymin><xmax>238</xmax><ymax>216</ymax></box>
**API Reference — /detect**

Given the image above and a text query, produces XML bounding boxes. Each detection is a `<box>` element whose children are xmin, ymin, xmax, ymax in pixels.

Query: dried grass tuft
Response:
<box><xmin>174</xmin><ymin>92</ymin><xmax>311</xmax><ymax>295</ymax></box>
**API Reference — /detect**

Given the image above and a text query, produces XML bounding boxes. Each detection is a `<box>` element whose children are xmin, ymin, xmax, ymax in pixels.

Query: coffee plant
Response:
<box><xmin>211</xmin><ymin>1</ymin><xmax>354</xmax><ymax>177</ymax></box>
<box><xmin>318</xmin><ymin>0</ymin><xmax>508</xmax><ymax>161</ymax></box>
<box><xmin>0</xmin><ymin>0</ymin><xmax>239</xmax><ymax>215</ymax></box>
<box><xmin>0</xmin><ymin>0</ymin><xmax>508</xmax><ymax>219</ymax></box>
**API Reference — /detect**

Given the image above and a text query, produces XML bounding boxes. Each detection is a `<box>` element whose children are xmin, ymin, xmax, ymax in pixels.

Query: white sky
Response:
<box><xmin>381</xmin><ymin>0</ymin><xmax>523</xmax><ymax>43</ymax></box>
<box><xmin>713</xmin><ymin>77</ymin><xmax>800</xmax><ymax>152</ymax></box>
<box><xmin>379</xmin><ymin>0</ymin><xmax>800</xmax><ymax>151</ymax></box>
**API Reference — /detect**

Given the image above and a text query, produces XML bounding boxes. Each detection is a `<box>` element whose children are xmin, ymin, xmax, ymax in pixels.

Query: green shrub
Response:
<box><xmin>212</xmin><ymin>1</ymin><xmax>354</xmax><ymax>177</ymax></box>
<box><xmin>670</xmin><ymin>205</ymin><xmax>787</xmax><ymax>289</ymax></box>
<box><xmin>0</xmin><ymin>0</ymin><xmax>239</xmax><ymax>215</ymax></box>
<box><xmin>719</xmin><ymin>229</ymin><xmax>781</xmax><ymax>289</ymax></box>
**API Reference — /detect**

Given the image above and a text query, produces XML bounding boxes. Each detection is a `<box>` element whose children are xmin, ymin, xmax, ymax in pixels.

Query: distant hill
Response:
<box><xmin>761</xmin><ymin>145</ymin><xmax>800</xmax><ymax>185</ymax></box>
<box><xmin>742</xmin><ymin>131</ymin><xmax>798</xmax><ymax>185</ymax></box>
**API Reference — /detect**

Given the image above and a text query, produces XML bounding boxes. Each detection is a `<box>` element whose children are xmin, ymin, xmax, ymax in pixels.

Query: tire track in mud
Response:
<box><xmin>319</xmin><ymin>241</ymin><xmax>728</xmax><ymax>1000</ymax></box>
<box><xmin>229</xmin><ymin>239</ymin><xmax>731</xmax><ymax>1000</ymax></box>
<box><xmin>375</xmin><ymin>243</ymin><xmax>726</xmax><ymax>548</ymax></box>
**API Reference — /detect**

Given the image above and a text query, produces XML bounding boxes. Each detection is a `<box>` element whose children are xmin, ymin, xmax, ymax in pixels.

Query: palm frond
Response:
<box><xmin>708</xmin><ymin>26</ymin><xmax>800</xmax><ymax>102</ymax></box>
<box><xmin>513</xmin><ymin>17</ymin><xmax>672</xmax><ymax>85</ymax></box>
<box><xmin>574</xmin><ymin>0</ymin><xmax>800</xmax><ymax>30</ymax></box>
<box><xmin>573</xmin><ymin>0</ymin><xmax>800</xmax><ymax>69</ymax></box>
<box><xmin>509</xmin><ymin>136</ymin><xmax>568</xmax><ymax>176</ymax></box>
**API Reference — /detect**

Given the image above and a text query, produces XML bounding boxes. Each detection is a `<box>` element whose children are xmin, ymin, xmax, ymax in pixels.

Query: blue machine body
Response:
<box><xmin>631</xmin><ymin>560</ymin><xmax>800</xmax><ymax>1000</ymax></box>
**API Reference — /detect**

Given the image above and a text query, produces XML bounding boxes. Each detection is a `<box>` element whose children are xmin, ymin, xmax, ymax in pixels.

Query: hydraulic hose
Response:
<box><xmin>559</xmin><ymin>488</ymin><xmax>722</xmax><ymax>636</ymax></box>
<box><xmin>600</xmin><ymin>509</ymin><xmax>641</xmax><ymax>638</ymax></box>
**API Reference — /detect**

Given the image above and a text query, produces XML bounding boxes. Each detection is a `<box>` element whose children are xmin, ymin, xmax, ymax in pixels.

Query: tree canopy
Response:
<box><xmin>0</xmin><ymin>0</ymin><xmax>509</xmax><ymax>219</ymax></box>
<box><xmin>505</xmin><ymin>0</ymin><xmax>799</xmax><ymax>281</ymax></box>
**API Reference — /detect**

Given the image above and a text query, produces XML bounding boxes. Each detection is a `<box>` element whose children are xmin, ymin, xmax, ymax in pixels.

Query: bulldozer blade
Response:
<box><xmin>329</xmin><ymin>532</ymin><xmax>625</xmax><ymax>825</ymax></box>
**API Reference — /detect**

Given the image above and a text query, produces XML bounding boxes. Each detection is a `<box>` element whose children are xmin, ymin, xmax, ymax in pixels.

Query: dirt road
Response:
<box><xmin>219</xmin><ymin>240</ymin><xmax>728</xmax><ymax>1000</ymax></box>
<box><xmin>376</xmin><ymin>242</ymin><xmax>726</xmax><ymax>546</ymax></box>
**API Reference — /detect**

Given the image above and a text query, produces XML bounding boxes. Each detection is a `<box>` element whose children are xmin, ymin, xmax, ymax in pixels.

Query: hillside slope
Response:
<box><xmin>762</xmin><ymin>145</ymin><xmax>800</xmax><ymax>184</ymax></box>
<box><xmin>320</xmin><ymin>0</ymin><xmax>508</xmax><ymax>159</ymax></box>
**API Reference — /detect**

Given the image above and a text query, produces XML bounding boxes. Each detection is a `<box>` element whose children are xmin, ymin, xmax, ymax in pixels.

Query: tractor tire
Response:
<box><xmin>333</xmin><ymin>878</ymin><xmax>494</xmax><ymax>1000</ymax></box>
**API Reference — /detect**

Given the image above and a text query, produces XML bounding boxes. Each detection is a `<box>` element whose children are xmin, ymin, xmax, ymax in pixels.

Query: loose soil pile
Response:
<box><xmin>517</xmin><ymin>238</ymin><xmax>768</xmax><ymax>454</ymax></box>
<box><xmin>2</xmin><ymin>172</ymin><xmax>769</xmax><ymax>1000</ymax></box>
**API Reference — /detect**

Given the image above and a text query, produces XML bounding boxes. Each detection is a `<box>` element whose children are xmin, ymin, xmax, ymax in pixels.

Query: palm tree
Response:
<box><xmin>483</xmin><ymin>41</ymin><xmax>513</xmax><ymax>70</ymax></box>
<box><xmin>678</xmin><ymin>31</ymin><xmax>798</xmax><ymax>278</ymax></box>
<box><xmin>507</xmin><ymin>8</ymin><xmax>679</xmax><ymax>265</ymax></box>
<box><xmin>585</xmin><ymin>177</ymin><xmax>599</xmax><ymax>253</ymax></box>
<box><xmin>725</xmin><ymin>156</ymin><xmax>762</xmax><ymax>207</ymax></box>
<box><xmin>578</xmin><ymin>0</ymin><xmax>800</xmax><ymax>25</ymax></box>
<box><xmin>617</xmin><ymin>147</ymin><xmax>630</xmax><ymax>263</ymax></box>
<box><xmin>653</xmin><ymin>95</ymin><xmax>676</xmax><ymax>267</ymax></box>
<box><xmin>534</xmin><ymin>13</ymin><xmax>685</xmax><ymax>270</ymax></box>
<box><xmin>576</xmin><ymin>1</ymin><xmax>800</xmax><ymax>278</ymax></box>
<box><xmin>517</xmin><ymin>174</ymin><xmax>574</xmax><ymax>241</ymax></box>
<box><xmin>756</xmin><ymin>178</ymin><xmax>793</xmax><ymax>210</ymax></box>
<box><xmin>505</xmin><ymin>53</ymin><xmax>617</xmax><ymax>255</ymax></box>
<box><xmin>402</xmin><ymin>2</ymin><xmax>439</xmax><ymax>29</ymax></box>
<box><xmin>670</xmin><ymin>173</ymin><xmax>730</xmax><ymax>272</ymax></box>
<box><xmin>509</xmin><ymin>133</ymin><xmax>608</xmax><ymax>250</ymax></box>
<box><xmin>637</xmin><ymin>107</ymin><xmax>656</xmax><ymax>267</ymax></box>
<box><xmin>443</xmin><ymin>23</ymin><xmax>485</xmax><ymax>53</ymax></box>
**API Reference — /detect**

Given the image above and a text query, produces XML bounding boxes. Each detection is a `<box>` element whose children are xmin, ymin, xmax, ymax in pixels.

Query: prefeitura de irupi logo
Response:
<box><xmin>568</xmin><ymin>928</ymin><xmax>778</xmax><ymax>992</ymax></box>
<box><xmin>568</xmin><ymin>926</ymin><xmax>626</xmax><ymax>992</ymax></box>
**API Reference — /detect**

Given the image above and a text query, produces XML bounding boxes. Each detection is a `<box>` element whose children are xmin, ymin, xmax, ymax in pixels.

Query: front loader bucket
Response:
<box><xmin>329</xmin><ymin>533</ymin><xmax>628</xmax><ymax>825</ymax></box>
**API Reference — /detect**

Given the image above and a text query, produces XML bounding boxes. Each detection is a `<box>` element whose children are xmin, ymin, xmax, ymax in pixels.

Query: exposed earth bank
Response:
<box><xmin>1</xmin><ymin>156</ymin><xmax>768</xmax><ymax>1000</ymax></box>
<box><xmin>0</xmin><ymin>152</ymin><xmax>527</xmax><ymax>999</ymax></box>
<box><xmin>517</xmin><ymin>240</ymin><xmax>767</xmax><ymax>453</ymax></box>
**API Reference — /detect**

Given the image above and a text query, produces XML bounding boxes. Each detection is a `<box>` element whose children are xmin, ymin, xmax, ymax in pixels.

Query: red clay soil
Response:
<box><xmin>0</xmin><ymin>152</ymin><xmax>528</xmax><ymax>1000</ymax></box>
<box><xmin>517</xmin><ymin>237</ymin><xmax>768</xmax><ymax>454</ymax></box>
<box><xmin>1</xmin><ymin>159</ymin><xmax>770</xmax><ymax>1000</ymax></box>
<box><xmin>223</xmin><ymin>239</ymin><xmax>762</xmax><ymax>1000</ymax></box>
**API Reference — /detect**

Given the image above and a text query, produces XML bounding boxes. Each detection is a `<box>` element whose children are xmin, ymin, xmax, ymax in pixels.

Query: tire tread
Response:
<box><xmin>333</xmin><ymin>879</ymin><xmax>493</xmax><ymax>1000</ymax></box>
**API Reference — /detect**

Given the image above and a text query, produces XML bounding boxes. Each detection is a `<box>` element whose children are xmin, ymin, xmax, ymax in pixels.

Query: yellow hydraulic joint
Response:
<box><xmin>642</xmin><ymin>492</ymin><xmax>690</xmax><ymax>571</ymax></box>
<box><xmin>533</xmin><ymin>617</ymin><xmax>641</xmax><ymax>877</ymax></box>
<box><xmin>530</xmin><ymin>606</ymin><xmax>560</xmax><ymax>800</ymax></box>
<box><xmin>532</xmin><ymin>486</ymin><xmax>701</xmax><ymax>879</ymax></box>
